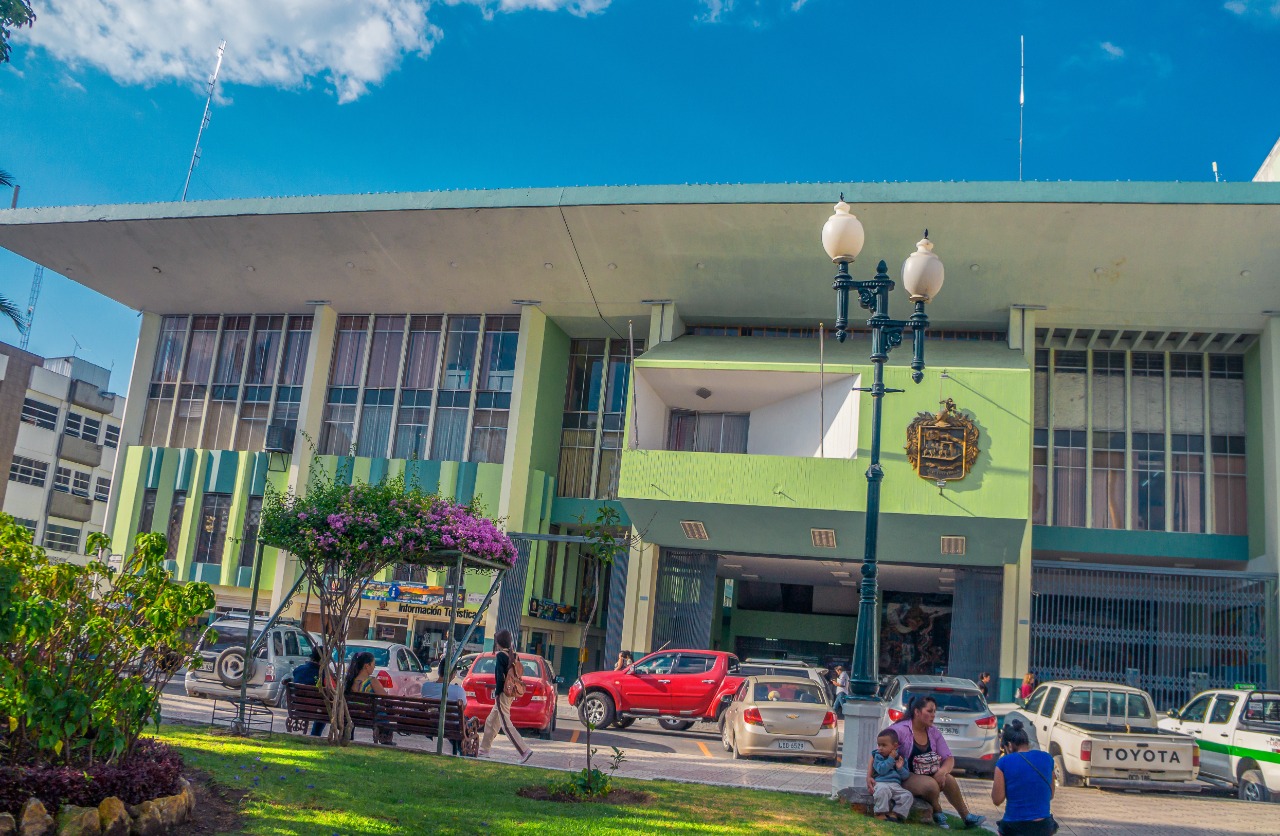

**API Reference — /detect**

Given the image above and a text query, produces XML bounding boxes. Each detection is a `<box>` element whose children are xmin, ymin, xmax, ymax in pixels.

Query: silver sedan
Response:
<box><xmin>720</xmin><ymin>675</ymin><xmax>839</xmax><ymax>765</ymax></box>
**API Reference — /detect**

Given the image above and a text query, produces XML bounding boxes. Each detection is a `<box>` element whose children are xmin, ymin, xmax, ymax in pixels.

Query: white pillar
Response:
<box><xmin>831</xmin><ymin>699</ymin><xmax>880</xmax><ymax>803</ymax></box>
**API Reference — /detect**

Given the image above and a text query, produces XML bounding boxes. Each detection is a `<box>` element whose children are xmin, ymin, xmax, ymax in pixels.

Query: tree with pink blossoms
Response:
<box><xmin>259</xmin><ymin>466</ymin><xmax>515</xmax><ymax>744</ymax></box>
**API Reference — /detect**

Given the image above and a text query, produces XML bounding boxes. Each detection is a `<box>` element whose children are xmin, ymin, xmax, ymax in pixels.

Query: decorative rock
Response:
<box><xmin>97</xmin><ymin>799</ymin><xmax>130</xmax><ymax>836</ymax></box>
<box><xmin>176</xmin><ymin>780</ymin><xmax>195</xmax><ymax>818</ymax></box>
<box><xmin>126</xmin><ymin>803</ymin><xmax>162</xmax><ymax>836</ymax></box>
<box><xmin>56</xmin><ymin>806</ymin><xmax>100</xmax><ymax>836</ymax></box>
<box><xmin>19</xmin><ymin>799</ymin><xmax>55</xmax><ymax>836</ymax></box>
<box><xmin>152</xmin><ymin>795</ymin><xmax>186</xmax><ymax>829</ymax></box>
<box><xmin>0</xmin><ymin>812</ymin><xmax>16</xmax><ymax>835</ymax></box>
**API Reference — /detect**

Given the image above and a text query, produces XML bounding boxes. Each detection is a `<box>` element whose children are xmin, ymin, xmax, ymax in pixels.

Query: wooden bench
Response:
<box><xmin>286</xmin><ymin>682</ymin><xmax>478</xmax><ymax>754</ymax></box>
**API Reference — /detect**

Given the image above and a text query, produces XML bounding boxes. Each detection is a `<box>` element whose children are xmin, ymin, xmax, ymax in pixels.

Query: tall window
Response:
<box><xmin>1169</xmin><ymin>354</ymin><xmax>1205</xmax><ymax>532</ymax></box>
<box><xmin>193</xmin><ymin>493</ymin><xmax>233</xmax><ymax>564</ymax></box>
<box><xmin>558</xmin><ymin>340</ymin><xmax>605</xmax><ymax>498</ymax></box>
<box><xmin>320</xmin><ymin>315</ymin><xmax>368</xmax><ymax>454</ymax></box>
<box><xmin>440</xmin><ymin>316</ymin><xmax>480</xmax><ymax>390</ymax></box>
<box><xmin>430</xmin><ymin>391</ymin><xmax>470</xmax><ymax>461</ymax></box>
<box><xmin>139</xmin><ymin>488</ymin><xmax>158</xmax><ymax>534</ymax></box>
<box><xmin>468</xmin><ymin>316</ymin><xmax>519</xmax><ymax>463</ymax></box>
<box><xmin>1090</xmin><ymin>351</ymin><xmax>1126</xmax><ymax>528</ymax></box>
<box><xmin>1031</xmin><ymin>429</ymin><xmax>1048</xmax><ymax>524</ymax></box>
<box><xmin>1050</xmin><ymin>351</ymin><xmax>1087</xmax><ymax>527</ymax></box>
<box><xmin>667</xmin><ymin>410</ymin><xmax>749</xmax><ymax>454</ymax></box>
<box><xmin>355</xmin><ymin>315</ymin><xmax>404</xmax><ymax>457</ymax></box>
<box><xmin>170</xmin><ymin>315</ymin><xmax>219</xmax><ymax>448</ymax></box>
<box><xmin>1210</xmin><ymin>356</ymin><xmax>1246</xmax><ymax>535</ymax></box>
<box><xmin>141</xmin><ymin>315</ymin><xmax>188</xmax><ymax>445</ymax></box>
<box><xmin>165</xmin><ymin>491</ymin><xmax>187</xmax><ymax>562</ymax></box>
<box><xmin>239</xmin><ymin>496</ymin><xmax>264</xmax><ymax>567</ymax></box>
<box><xmin>245</xmin><ymin>316</ymin><xmax>283</xmax><ymax>385</ymax></box>
<box><xmin>203</xmin><ymin>315</ymin><xmax>250</xmax><ymax>449</ymax></box>
<box><xmin>1132</xmin><ymin>432</ymin><xmax>1166</xmax><ymax>531</ymax></box>
<box><xmin>597</xmin><ymin>340</ymin><xmax>635</xmax><ymax>499</ymax></box>
<box><xmin>393</xmin><ymin>316</ymin><xmax>442</xmax><ymax>459</ymax></box>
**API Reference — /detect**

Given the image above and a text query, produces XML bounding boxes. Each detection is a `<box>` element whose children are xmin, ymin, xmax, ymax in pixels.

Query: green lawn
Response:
<box><xmin>156</xmin><ymin>725</ymin><xmax>943</xmax><ymax>835</ymax></box>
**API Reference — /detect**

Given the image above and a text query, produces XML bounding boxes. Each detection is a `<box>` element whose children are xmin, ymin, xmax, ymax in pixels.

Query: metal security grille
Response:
<box><xmin>947</xmin><ymin>567</ymin><xmax>1003</xmax><ymax>683</ymax></box>
<box><xmin>604</xmin><ymin>546</ymin><xmax>630</xmax><ymax>662</ymax></box>
<box><xmin>1030</xmin><ymin>562</ymin><xmax>1274</xmax><ymax>709</ymax></box>
<box><xmin>494</xmin><ymin>538</ymin><xmax>533</xmax><ymax>641</ymax></box>
<box><xmin>651</xmin><ymin>549</ymin><xmax>718</xmax><ymax>651</ymax></box>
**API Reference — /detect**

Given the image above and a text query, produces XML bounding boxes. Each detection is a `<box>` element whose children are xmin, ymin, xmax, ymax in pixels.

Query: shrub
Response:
<box><xmin>0</xmin><ymin>738</ymin><xmax>183</xmax><ymax>817</ymax></box>
<box><xmin>0</xmin><ymin>516</ymin><xmax>214</xmax><ymax>768</ymax></box>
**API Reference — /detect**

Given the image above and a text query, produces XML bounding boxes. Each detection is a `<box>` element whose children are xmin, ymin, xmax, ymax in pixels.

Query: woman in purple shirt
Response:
<box><xmin>887</xmin><ymin>695</ymin><xmax>986</xmax><ymax>829</ymax></box>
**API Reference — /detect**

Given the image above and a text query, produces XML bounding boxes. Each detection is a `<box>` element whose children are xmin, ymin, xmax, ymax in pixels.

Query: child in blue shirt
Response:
<box><xmin>866</xmin><ymin>728</ymin><xmax>914</xmax><ymax>822</ymax></box>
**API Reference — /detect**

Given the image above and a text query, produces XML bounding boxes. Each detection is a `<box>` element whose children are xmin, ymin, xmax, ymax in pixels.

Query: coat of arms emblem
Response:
<box><xmin>905</xmin><ymin>398</ymin><xmax>980</xmax><ymax>485</ymax></box>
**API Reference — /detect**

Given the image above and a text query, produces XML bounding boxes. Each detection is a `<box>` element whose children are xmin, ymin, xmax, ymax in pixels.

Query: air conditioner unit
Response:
<box><xmin>265</xmin><ymin>424</ymin><xmax>295</xmax><ymax>454</ymax></box>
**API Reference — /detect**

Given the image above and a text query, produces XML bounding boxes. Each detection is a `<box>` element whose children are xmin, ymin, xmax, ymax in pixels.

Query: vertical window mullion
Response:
<box><xmin>349</xmin><ymin>315</ymin><xmax>376</xmax><ymax>456</ymax></box>
<box><xmin>1202</xmin><ymin>353</ymin><xmax>1214</xmax><ymax>534</ymax></box>
<box><xmin>387</xmin><ymin>315</ymin><xmax>411</xmax><ymax>459</ymax></box>
<box><xmin>1124</xmin><ymin>350</ymin><xmax>1133</xmax><ymax>529</ymax></box>
<box><xmin>459</xmin><ymin>314</ymin><xmax>484</xmax><ymax>463</ymax></box>
<box><xmin>1045</xmin><ymin>347</ymin><xmax>1055</xmax><ymax>525</ymax></box>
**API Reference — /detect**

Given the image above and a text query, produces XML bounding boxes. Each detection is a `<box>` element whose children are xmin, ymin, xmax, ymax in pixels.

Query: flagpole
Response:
<box><xmin>1019</xmin><ymin>35</ymin><xmax>1025</xmax><ymax>182</ymax></box>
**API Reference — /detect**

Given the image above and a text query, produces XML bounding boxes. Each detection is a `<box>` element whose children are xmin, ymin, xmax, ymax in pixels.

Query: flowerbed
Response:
<box><xmin>0</xmin><ymin>739</ymin><xmax>183</xmax><ymax>817</ymax></box>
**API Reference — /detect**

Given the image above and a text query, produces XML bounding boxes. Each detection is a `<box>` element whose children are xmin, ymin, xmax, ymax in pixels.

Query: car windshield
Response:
<box><xmin>199</xmin><ymin>624</ymin><xmax>260</xmax><ymax>654</ymax></box>
<box><xmin>753</xmin><ymin>681</ymin><xmax>825</xmax><ymax>704</ymax></box>
<box><xmin>344</xmin><ymin>645</ymin><xmax>392</xmax><ymax>667</ymax></box>
<box><xmin>904</xmin><ymin>688</ymin><xmax>986</xmax><ymax>713</ymax></box>
<box><xmin>471</xmin><ymin>657</ymin><xmax>541</xmax><ymax>677</ymax></box>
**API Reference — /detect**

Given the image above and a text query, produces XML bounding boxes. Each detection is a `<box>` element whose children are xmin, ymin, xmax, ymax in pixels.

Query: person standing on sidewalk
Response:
<box><xmin>834</xmin><ymin>665</ymin><xmax>850</xmax><ymax>716</ymax></box>
<box><xmin>478</xmin><ymin>629</ymin><xmax>532</xmax><ymax>763</ymax></box>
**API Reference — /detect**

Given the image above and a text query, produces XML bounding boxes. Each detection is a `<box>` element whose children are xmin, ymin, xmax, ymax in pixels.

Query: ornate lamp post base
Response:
<box><xmin>831</xmin><ymin>698</ymin><xmax>882</xmax><ymax>802</ymax></box>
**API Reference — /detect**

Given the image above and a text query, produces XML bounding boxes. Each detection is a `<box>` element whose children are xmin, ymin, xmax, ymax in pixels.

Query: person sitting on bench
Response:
<box><xmin>421</xmin><ymin>659</ymin><xmax>469</xmax><ymax>755</ymax></box>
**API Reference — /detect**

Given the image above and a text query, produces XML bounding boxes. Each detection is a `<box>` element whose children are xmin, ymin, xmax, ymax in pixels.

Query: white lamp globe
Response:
<box><xmin>902</xmin><ymin>234</ymin><xmax>945</xmax><ymax>302</ymax></box>
<box><xmin>821</xmin><ymin>200</ymin><xmax>865</xmax><ymax>264</ymax></box>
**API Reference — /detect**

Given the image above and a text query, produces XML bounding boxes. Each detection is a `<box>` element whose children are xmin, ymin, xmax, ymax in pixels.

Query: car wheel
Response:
<box><xmin>1053</xmin><ymin>754</ymin><xmax>1080</xmax><ymax>788</ymax></box>
<box><xmin>215</xmin><ymin>647</ymin><xmax>255</xmax><ymax>688</ymax></box>
<box><xmin>658</xmin><ymin>718</ymin><xmax>695</xmax><ymax>732</ymax></box>
<box><xmin>273</xmin><ymin>685</ymin><xmax>290</xmax><ymax>711</ymax></box>
<box><xmin>578</xmin><ymin>691</ymin><xmax>615</xmax><ymax>729</ymax></box>
<box><xmin>1238</xmin><ymin>769</ymin><xmax>1272</xmax><ymax>802</ymax></box>
<box><xmin>613</xmin><ymin>717</ymin><xmax>636</xmax><ymax>730</ymax></box>
<box><xmin>731</xmin><ymin>736</ymin><xmax>746</xmax><ymax>760</ymax></box>
<box><xmin>721</xmin><ymin>722</ymin><xmax>734</xmax><ymax>752</ymax></box>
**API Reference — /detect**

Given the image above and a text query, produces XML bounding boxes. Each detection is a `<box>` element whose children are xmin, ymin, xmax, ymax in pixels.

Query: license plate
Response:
<box><xmin>776</xmin><ymin>740</ymin><xmax>806</xmax><ymax>751</ymax></box>
<box><xmin>1126</xmin><ymin>771</ymin><xmax>1150</xmax><ymax>781</ymax></box>
<box><xmin>938</xmin><ymin>725</ymin><xmax>959</xmax><ymax>736</ymax></box>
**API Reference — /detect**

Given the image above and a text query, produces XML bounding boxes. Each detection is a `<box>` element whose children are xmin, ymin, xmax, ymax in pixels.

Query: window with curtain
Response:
<box><xmin>320</xmin><ymin>316</ymin><xmax>368</xmax><ymax>454</ymax></box>
<box><xmin>364</xmin><ymin>315</ymin><xmax>405</xmax><ymax>388</ymax></box>
<box><xmin>402</xmin><ymin>316</ymin><xmax>443</xmax><ymax>389</ymax></box>
<box><xmin>277</xmin><ymin>315</ymin><xmax>312</xmax><ymax>386</ymax></box>
<box><xmin>138</xmin><ymin>488</ymin><xmax>158</xmax><ymax>534</ymax></box>
<box><xmin>430</xmin><ymin>391</ymin><xmax>470</xmax><ymax>460</ymax></box>
<box><xmin>596</xmin><ymin>340</ymin><xmax>639</xmax><ymax>499</ymax></box>
<box><xmin>667</xmin><ymin>410</ymin><xmax>749</xmax><ymax>454</ymax></box>
<box><xmin>236</xmin><ymin>388</ymin><xmax>271</xmax><ymax>451</ymax></box>
<box><xmin>193</xmin><ymin>493</ymin><xmax>233</xmax><ymax>565</ymax></box>
<box><xmin>393</xmin><ymin>391</ymin><xmax>432</xmax><ymax>459</ymax></box>
<box><xmin>169</xmin><ymin>384</ymin><xmax>206</xmax><ymax>448</ymax></box>
<box><xmin>557</xmin><ymin>340</ymin><xmax>606</xmax><ymax>498</ymax></box>
<box><xmin>1090</xmin><ymin>350</ymin><xmax>1126</xmax><ymax>529</ymax></box>
<box><xmin>141</xmin><ymin>316</ymin><xmax>188</xmax><ymax>445</ymax></box>
<box><xmin>1210</xmin><ymin>355</ymin><xmax>1246</xmax><ymax>535</ymax></box>
<box><xmin>440</xmin><ymin>316</ymin><xmax>480</xmax><ymax>390</ymax></box>
<box><xmin>271</xmin><ymin>388</ymin><xmax>301</xmax><ymax>432</ymax></box>
<box><xmin>558</xmin><ymin>426</ymin><xmax>596</xmax><ymax>498</ymax></box>
<box><xmin>245</xmin><ymin>316</ymin><xmax>283</xmax><ymax>385</ymax></box>
<box><xmin>1052</xmin><ymin>429</ymin><xmax>1087</xmax><ymax>527</ymax></box>
<box><xmin>1169</xmin><ymin>354</ymin><xmax>1205</xmax><ymax>533</ymax></box>
<box><xmin>469</xmin><ymin>405</ymin><xmax>509</xmax><ymax>463</ymax></box>
<box><xmin>329</xmin><ymin>315</ymin><xmax>369</xmax><ymax>386</ymax></box>
<box><xmin>320</xmin><ymin>389</ymin><xmax>358</xmax><ymax>455</ymax></box>
<box><xmin>203</xmin><ymin>315</ymin><xmax>250</xmax><ymax>450</ymax></box>
<box><xmin>356</xmin><ymin>389</ymin><xmax>395</xmax><ymax>457</ymax></box>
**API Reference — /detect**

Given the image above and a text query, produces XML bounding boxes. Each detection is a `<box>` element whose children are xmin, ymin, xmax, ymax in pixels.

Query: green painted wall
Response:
<box><xmin>1032</xmin><ymin>525</ymin><xmax>1249</xmax><ymax>562</ymax></box>
<box><xmin>725</xmin><ymin>607</ymin><xmax>858</xmax><ymax>648</ymax></box>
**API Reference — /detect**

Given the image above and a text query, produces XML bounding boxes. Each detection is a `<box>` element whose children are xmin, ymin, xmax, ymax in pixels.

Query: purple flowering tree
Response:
<box><xmin>259</xmin><ymin>470</ymin><xmax>516</xmax><ymax>743</ymax></box>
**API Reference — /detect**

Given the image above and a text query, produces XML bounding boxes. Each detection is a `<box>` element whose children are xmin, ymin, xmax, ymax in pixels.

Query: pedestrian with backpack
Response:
<box><xmin>477</xmin><ymin>629</ymin><xmax>532</xmax><ymax>763</ymax></box>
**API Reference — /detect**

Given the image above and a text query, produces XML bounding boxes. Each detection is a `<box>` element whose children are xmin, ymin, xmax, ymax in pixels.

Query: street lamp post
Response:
<box><xmin>822</xmin><ymin>197</ymin><xmax>945</xmax><ymax>802</ymax></box>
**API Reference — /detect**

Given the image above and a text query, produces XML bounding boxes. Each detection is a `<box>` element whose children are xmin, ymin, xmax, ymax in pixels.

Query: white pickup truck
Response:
<box><xmin>1159</xmin><ymin>688</ymin><xmax>1280</xmax><ymax>802</ymax></box>
<box><xmin>1006</xmin><ymin>680</ymin><xmax>1200</xmax><ymax>790</ymax></box>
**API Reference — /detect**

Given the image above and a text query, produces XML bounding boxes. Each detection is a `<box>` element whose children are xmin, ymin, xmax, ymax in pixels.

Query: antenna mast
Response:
<box><xmin>182</xmin><ymin>40</ymin><xmax>226</xmax><ymax>202</ymax></box>
<box><xmin>1019</xmin><ymin>35</ymin><xmax>1025</xmax><ymax>182</ymax></box>
<box><xmin>19</xmin><ymin>266</ymin><xmax>42</xmax><ymax>351</ymax></box>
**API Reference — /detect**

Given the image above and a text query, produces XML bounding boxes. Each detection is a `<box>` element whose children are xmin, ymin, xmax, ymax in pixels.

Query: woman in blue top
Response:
<box><xmin>992</xmin><ymin>718</ymin><xmax>1056</xmax><ymax>835</ymax></box>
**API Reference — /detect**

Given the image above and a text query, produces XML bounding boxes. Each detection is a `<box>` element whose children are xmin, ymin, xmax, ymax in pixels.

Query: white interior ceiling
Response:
<box><xmin>718</xmin><ymin>553</ymin><xmax>952</xmax><ymax>594</ymax></box>
<box><xmin>637</xmin><ymin>367</ymin><xmax>853</xmax><ymax>412</ymax></box>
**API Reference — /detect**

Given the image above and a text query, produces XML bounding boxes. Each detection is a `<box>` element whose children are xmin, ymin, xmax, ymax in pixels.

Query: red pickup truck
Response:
<box><xmin>567</xmin><ymin>649</ymin><xmax>744</xmax><ymax>731</ymax></box>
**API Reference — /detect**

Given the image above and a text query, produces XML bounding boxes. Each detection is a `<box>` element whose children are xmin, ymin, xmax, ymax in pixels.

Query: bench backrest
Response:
<box><xmin>287</xmin><ymin>683</ymin><xmax>470</xmax><ymax>737</ymax></box>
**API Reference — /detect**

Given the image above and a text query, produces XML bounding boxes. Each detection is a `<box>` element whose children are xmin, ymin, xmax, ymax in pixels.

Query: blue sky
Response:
<box><xmin>1</xmin><ymin>0</ymin><xmax>1277</xmax><ymax>386</ymax></box>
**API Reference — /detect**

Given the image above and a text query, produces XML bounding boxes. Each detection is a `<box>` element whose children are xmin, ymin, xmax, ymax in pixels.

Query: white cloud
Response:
<box><xmin>1099</xmin><ymin>41</ymin><xmax>1125</xmax><ymax>58</ymax></box>
<box><xmin>59</xmin><ymin>73</ymin><xmax>86</xmax><ymax>92</ymax></box>
<box><xmin>16</xmin><ymin>0</ymin><xmax>607</xmax><ymax>104</ymax></box>
<box><xmin>1222</xmin><ymin>0</ymin><xmax>1280</xmax><ymax>18</ymax></box>
<box><xmin>1224</xmin><ymin>1</ymin><xmax>1248</xmax><ymax>12</ymax></box>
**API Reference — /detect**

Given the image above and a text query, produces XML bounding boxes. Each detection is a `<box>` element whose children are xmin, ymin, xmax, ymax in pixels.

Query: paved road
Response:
<box><xmin>161</xmin><ymin>684</ymin><xmax>1275</xmax><ymax>835</ymax></box>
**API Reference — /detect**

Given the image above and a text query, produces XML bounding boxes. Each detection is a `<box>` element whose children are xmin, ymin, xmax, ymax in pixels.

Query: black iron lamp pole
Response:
<box><xmin>822</xmin><ymin>197</ymin><xmax>944</xmax><ymax>799</ymax></box>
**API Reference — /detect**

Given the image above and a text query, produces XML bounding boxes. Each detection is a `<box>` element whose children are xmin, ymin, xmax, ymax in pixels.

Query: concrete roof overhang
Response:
<box><xmin>2</xmin><ymin>182</ymin><xmax>1278</xmax><ymax>336</ymax></box>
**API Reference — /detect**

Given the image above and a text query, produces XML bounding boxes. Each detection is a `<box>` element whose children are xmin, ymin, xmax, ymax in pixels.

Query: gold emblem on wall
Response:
<box><xmin>905</xmin><ymin>398</ymin><xmax>980</xmax><ymax>486</ymax></box>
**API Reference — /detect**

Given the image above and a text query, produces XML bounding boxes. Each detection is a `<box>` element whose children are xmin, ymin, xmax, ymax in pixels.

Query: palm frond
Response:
<box><xmin>0</xmin><ymin>295</ymin><xmax>26</xmax><ymax>331</ymax></box>
<box><xmin>0</xmin><ymin>169</ymin><xmax>13</xmax><ymax>188</ymax></box>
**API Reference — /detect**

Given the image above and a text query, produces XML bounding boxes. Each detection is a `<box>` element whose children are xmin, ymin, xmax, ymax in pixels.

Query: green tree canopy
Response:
<box><xmin>0</xmin><ymin>1</ymin><xmax>35</xmax><ymax>64</ymax></box>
